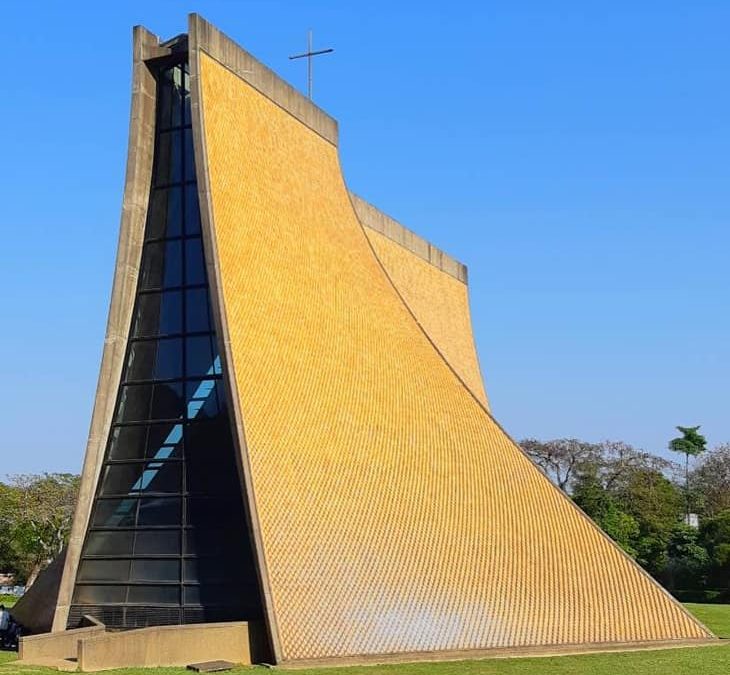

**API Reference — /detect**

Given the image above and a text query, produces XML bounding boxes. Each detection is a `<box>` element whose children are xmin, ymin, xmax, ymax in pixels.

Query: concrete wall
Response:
<box><xmin>11</xmin><ymin>549</ymin><xmax>66</xmax><ymax>634</ymax></box>
<box><xmin>77</xmin><ymin>622</ymin><xmax>251</xmax><ymax>672</ymax></box>
<box><xmin>188</xmin><ymin>12</ymin><xmax>281</xmax><ymax>662</ymax></box>
<box><xmin>19</xmin><ymin>624</ymin><xmax>105</xmax><ymax>662</ymax></box>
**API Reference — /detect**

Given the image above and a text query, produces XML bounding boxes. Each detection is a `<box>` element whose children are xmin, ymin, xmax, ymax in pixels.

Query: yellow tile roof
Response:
<box><xmin>198</xmin><ymin>51</ymin><xmax>710</xmax><ymax>662</ymax></box>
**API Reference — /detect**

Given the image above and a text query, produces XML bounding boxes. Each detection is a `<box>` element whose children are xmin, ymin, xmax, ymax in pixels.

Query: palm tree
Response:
<box><xmin>669</xmin><ymin>425</ymin><xmax>707</xmax><ymax>523</ymax></box>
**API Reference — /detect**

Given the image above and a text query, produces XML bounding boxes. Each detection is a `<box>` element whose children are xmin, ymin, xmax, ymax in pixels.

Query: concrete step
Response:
<box><xmin>14</xmin><ymin>656</ymin><xmax>78</xmax><ymax>671</ymax></box>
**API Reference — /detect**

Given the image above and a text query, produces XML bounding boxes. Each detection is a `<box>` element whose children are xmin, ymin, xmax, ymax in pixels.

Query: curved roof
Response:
<box><xmin>192</xmin><ymin>25</ymin><xmax>710</xmax><ymax>662</ymax></box>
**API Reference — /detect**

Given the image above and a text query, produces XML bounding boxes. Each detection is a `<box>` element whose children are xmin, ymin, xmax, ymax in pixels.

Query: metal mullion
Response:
<box><xmin>111</xmin><ymin>402</ymin><xmax>218</xmax><ymax>424</ymax></box>
<box><xmin>76</xmin><ymin>580</ymin><xmax>182</xmax><ymax>587</ymax></box>
<box><xmin>158</xmin><ymin>123</ymin><xmax>189</xmax><ymax>134</ymax></box>
<box><xmin>126</xmin><ymin>328</ymin><xmax>211</xmax><ymax>342</ymax></box>
<box><xmin>74</xmin><ymin>602</ymin><xmax>185</xmax><ymax>609</ymax></box>
<box><xmin>88</xmin><ymin>497</ymin><xmax>141</xmax><ymax>504</ymax></box>
<box><xmin>178</xmin><ymin>72</ymin><xmax>188</xmax><ymax>604</ymax></box>
<box><xmin>135</xmin><ymin>287</ymin><xmax>206</xmax><ymax>299</ymax></box>
<box><xmin>148</xmin><ymin>177</ymin><xmax>194</xmax><ymax>192</ymax></box>
<box><xmin>88</xmin><ymin>525</ymin><xmax>180</xmax><ymax>532</ymax></box>
<box><xmin>143</xmin><ymin>233</ymin><xmax>185</xmax><ymax>245</ymax></box>
<box><xmin>99</xmin><ymin>497</ymin><xmax>184</xmax><ymax>504</ymax></box>
<box><xmin>149</xmin><ymin>178</ymin><xmax>189</xmax><ymax>192</ymax></box>
<box><xmin>136</xmin><ymin>283</ymin><xmax>207</xmax><ymax>296</ymax></box>
<box><xmin>92</xmin><ymin>493</ymin><xmax>183</xmax><ymax>500</ymax></box>
<box><xmin>127</xmin><ymin>329</ymin><xmax>211</xmax><ymax>340</ymax></box>
<box><xmin>121</xmin><ymin>375</ymin><xmax>185</xmax><ymax>387</ymax></box>
<box><xmin>82</xmin><ymin>554</ymin><xmax>181</xmax><ymax>560</ymax></box>
<box><xmin>126</xmin><ymin>497</ymin><xmax>143</xmax><ymax>606</ymax></box>
<box><xmin>111</xmin><ymin>418</ymin><xmax>187</xmax><ymax>429</ymax></box>
<box><xmin>179</xmin><ymin>77</ymin><xmax>188</xmax><ymax>607</ymax></box>
<box><xmin>88</xmin><ymin>525</ymin><xmax>181</xmax><ymax>532</ymax></box>
<box><xmin>121</xmin><ymin>366</ymin><xmax>221</xmax><ymax>387</ymax></box>
<box><xmin>104</xmin><ymin>458</ymin><xmax>184</xmax><ymax>465</ymax></box>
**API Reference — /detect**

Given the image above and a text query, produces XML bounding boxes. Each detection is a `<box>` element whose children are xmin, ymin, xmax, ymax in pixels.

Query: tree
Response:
<box><xmin>520</xmin><ymin>438</ymin><xmax>600</xmax><ymax>492</ymax></box>
<box><xmin>615</xmin><ymin>468</ymin><xmax>684</xmax><ymax>577</ymax></box>
<box><xmin>699</xmin><ymin>509</ymin><xmax>730</xmax><ymax>593</ymax></box>
<box><xmin>0</xmin><ymin>483</ymin><xmax>22</xmax><ymax>577</ymax></box>
<box><xmin>0</xmin><ymin>474</ymin><xmax>80</xmax><ymax>586</ymax></box>
<box><xmin>664</xmin><ymin>524</ymin><xmax>710</xmax><ymax>591</ymax></box>
<box><xmin>669</xmin><ymin>425</ymin><xmax>707</xmax><ymax>520</ymax></box>
<box><xmin>595</xmin><ymin>440</ymin><xmax>674</xmax><ymax>491</ymax></box>
<box><xmin>691</xmin><ymin>444</ymin><xmax>730</xmax><ymax>517</ymax></box>
<box><xmin>571</xmin><ymin>447</ymin><xmax>684</xmax><ymax>578</ymax></box>
<box><xmin>572</xmin><ymin>474</ymin><xmax>640</xmax><ymax>557</ymax></box>
<box><xmin>616</xmin><ymin>468</ymin><xmax>684</xmax><ymax>532</ymax></box>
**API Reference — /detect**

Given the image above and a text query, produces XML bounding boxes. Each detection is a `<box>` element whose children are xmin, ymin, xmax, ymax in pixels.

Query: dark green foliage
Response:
<box><xmin>617</xmin><ymin>469</ymin><xmax>684</xmax><ymax>532</ymax></box>
<box><xmin>569</xmin><ymin>451</ymin><xmax>684</xmax><ymax>576</ymax></box>
<box><xmin>572</xmin><ymin>475</ymin><xmax>639</xmax><ymax>557</ymax></box>
<box><xmin>699</xmin><ymin>509</ymin><xmax>730</xmax><ymax>591</ymax></box>
<box><xmin>664</xmin><ymin>525</ymin><xmax>710</xmax><ymax>590</ymax></box>
<box><xmin>669</xmin><ymin>426</ymin><xmax>707</xmax><ymax>459</ymax></box>
<box><xmin>635</xmin><ymin>533</ymin><xmax>670</xmax><ymax>578</ymax></box>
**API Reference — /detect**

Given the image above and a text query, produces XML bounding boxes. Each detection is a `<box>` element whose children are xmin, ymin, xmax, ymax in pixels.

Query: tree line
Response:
<box><xmin>521</xmin><ymin>430</ymin><xmax>730</xmax><ymax>601</ymax></box>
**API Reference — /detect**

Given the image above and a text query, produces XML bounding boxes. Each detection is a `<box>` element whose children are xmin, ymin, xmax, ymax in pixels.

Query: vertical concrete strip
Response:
<box><xmin>187</xmin><ymin>13</ymin><xmax>283</xmax><ymax>663</ymax></box>
<box><xmin>51</xmin><ymin>26</ymin><xmax>162</xmax><ymax>632</ymax></box>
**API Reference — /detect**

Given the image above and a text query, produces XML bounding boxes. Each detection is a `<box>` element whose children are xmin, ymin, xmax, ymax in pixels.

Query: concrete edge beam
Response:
<box><xmin>350</xmin><ymin>192</ymin><xmax>469</xmax><ymax>284</ymax></box>
<box><xmin>190</xmin><ymin>13</ymin><xmax>338</xmax><ymax>146</ymax></box>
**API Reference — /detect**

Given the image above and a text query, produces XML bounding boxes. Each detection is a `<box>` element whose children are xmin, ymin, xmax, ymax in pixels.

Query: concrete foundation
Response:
<box><xmin>19</xmin><ymin>623</ymin><xmax>105</xmax><ymax>662</ymax></box>
<box><xmin>78</xmin><ymin>622</ymin><xmax>251</xmax><ymax>672</ymax></box>
<box><xmin>17</xmin><ymin>621</ymin><xmax>256</xmax><ymax>672</ymax></box>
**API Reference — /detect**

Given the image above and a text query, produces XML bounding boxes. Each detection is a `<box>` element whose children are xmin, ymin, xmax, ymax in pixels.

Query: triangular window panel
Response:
<box><xmin>68</xmin><ymin>58</ymin><xmax>263</xmax><ymax>629</ymax></box>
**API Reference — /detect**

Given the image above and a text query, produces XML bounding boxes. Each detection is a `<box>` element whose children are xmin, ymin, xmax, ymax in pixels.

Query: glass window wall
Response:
<box><xmin>69</xmin><ymin>58</ymin><xmax>263</xmax><ymax>629</ymax></box>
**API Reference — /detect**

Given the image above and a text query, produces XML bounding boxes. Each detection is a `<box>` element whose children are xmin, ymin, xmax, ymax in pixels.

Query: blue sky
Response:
<box><xmin>1</xmin><ymin>1</ymin><xmax>728</xmax><ymax>474</ymax></box>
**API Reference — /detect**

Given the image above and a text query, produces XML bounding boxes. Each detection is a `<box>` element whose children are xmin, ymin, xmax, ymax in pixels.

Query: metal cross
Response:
<box><xmin>289</xmin><ymin>30</ymin><xmax>333</xmax><ymax>100</ymax></box>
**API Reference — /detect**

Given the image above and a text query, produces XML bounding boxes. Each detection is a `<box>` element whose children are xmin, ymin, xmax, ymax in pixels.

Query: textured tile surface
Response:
<box><xmin>364</xmin><ymin>227</ymin><xmax>488</xmax><ymax>407</ymax></box>
<box><xmin>198</xmin><ymin>51</ymin><xmax>710</xmax><ymax>662</ymax></box>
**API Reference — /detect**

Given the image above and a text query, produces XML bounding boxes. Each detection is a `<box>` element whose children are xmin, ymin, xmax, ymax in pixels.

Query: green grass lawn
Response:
<box><xmin>684</xmin><ymin>603</ymin><xmax>730</xmax><ymax>638</ymax></box>
<box><xmin>0</xmin><ymin>604</ymin><xmax>727</xmax><ymax>674</ymax></box>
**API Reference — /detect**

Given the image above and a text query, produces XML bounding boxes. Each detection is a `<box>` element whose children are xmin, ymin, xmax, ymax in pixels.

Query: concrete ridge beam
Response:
<box><xmin>189</xmin><ymin>13</ymin><xmax>338</xmax><ymax>146</ymax></box>
<box><xmin>350</xmin><ymin>192</ymin><xmax>468</xmax><ymax>283</ymax></box>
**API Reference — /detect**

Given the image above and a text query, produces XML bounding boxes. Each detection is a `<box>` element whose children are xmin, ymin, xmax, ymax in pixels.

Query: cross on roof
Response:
<box><xmin>289</xmin><ymin>30</ymin><xmax>334</xmax><ymax>100</ymax></box>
